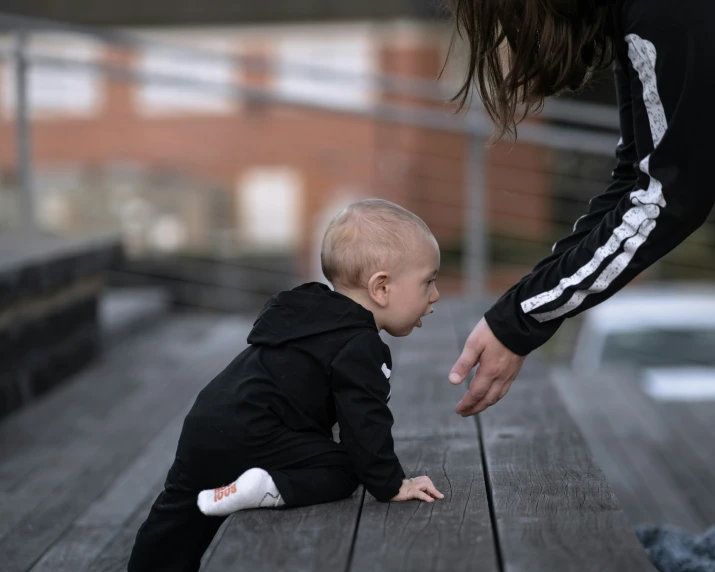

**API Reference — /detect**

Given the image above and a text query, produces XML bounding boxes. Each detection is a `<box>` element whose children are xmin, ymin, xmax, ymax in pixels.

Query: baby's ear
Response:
<box><xmin>367</xmin><ymin>271</ymin><xmax>390</xmax><ymax>307</ymax></box>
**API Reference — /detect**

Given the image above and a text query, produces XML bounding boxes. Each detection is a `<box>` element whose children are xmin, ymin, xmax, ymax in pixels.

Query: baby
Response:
<box><xmin>128</xmin><ymin>198</ymin><xmax>444</xmax><ymax>572</ymax></box>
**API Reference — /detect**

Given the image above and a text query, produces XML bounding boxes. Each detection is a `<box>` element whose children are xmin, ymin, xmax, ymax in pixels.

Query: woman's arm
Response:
<box><xmin>484</xmin><ymin>9</ymin><xmax>715</xmax><ymax>356</ymax></box>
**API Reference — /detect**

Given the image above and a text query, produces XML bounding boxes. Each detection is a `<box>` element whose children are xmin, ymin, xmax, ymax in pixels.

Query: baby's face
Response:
<box><xmin>382</xmin><ymin>236</ymin><xmax>441</xmax><ymax>337</ymax></box>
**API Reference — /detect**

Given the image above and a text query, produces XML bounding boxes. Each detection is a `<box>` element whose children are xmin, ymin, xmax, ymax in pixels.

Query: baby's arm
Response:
<box><xmin>330</xmin><ymin>333</ymin><xmax>443</xmax><ymax>503</ymax></box>
<box><xmin>331</xmin><ymin>333</ymin><xmax>403</xmax><ymax>501</ymax></box>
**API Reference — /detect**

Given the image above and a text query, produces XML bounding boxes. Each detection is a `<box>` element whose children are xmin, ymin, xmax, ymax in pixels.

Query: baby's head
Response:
<box><xmin>321</xmin><ymin>198</ymin><xmax>440</xmax><ymax>337</ymax></box>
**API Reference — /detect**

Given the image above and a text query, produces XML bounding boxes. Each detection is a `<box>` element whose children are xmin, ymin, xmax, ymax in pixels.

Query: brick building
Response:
<box><xmin>0</xmin><ymin>3</ymin><xmax>622</xmax><ymax>296</ymax></box>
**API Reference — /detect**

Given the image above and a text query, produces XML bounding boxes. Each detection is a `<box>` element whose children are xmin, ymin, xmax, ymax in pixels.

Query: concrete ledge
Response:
<box><xmin>0</xmin><ymin>232</ymin><xmax>122</xmax><ymax>419</ymax></box>
<box><xmin>0</xmin><ymin>233</ymin><xmax>121</xmax><ymax>305</ymax></box>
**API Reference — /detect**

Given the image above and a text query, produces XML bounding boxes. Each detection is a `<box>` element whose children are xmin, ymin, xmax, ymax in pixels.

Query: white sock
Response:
<box><xmin>197</xmin><ymin>468</ymin><xmax>285</xmax><ymax>516</ymax></box>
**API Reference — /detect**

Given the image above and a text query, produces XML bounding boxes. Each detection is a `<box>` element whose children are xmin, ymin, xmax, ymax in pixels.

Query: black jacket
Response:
<box><xmin>485</xmin><ymin>0</ymin><xmax>715</xmax><ymax>355</ymax></box>
<box><xmin>184</xmin><ymin>282</ymin><xmax>405</xmax><ymax>502</ymax></box>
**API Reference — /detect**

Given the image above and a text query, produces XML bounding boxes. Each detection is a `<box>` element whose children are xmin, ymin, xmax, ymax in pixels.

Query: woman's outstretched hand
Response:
<box><xmin>449</xmin><ymin>318</ymin><xmax>526</xmax><ymax>416</ymax></box>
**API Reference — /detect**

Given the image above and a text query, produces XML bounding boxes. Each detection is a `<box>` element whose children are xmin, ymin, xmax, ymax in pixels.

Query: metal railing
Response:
<box><xmin>0</xmin><ymin>12</ymin><xmax>629</xmax><ymax>297</ymax></box>
<box><xmin>30</xmin><ymin>14</ymin><xmax>715</xmax><ymax>307</ymax></box>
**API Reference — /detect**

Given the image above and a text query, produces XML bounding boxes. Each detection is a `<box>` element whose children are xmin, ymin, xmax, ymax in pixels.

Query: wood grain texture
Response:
<box><xmin>0</xmin><ymin>315</ymin><xmax>251</xmax><ymax>572</ymax></box>
<box><xmin>0</xmin><ymin>295</ymin><xmax>666</xmax><ymax>571</ymax></box>
<box><xmin>351</xmin><ymin>437</ymin><xmax>498</xmax><ymax>572</ymax></box>
<box><xmin>388</xmin><ymin>324</ymin><xmax>478</xmax><ymax>439</ymax></box>
<box><xmin>28</xmin><ymin>406</ymin><xmax>189</xmax><ymax>571</ymax></box>
<box><xmin>84</xmin><ymin>480</ymin><xmax>167</xmax><ymax>572</ymax></box>
<box><xmin>202</xmin><ymin>487</ymin><xmax>364</xmax><ymax>572</ymax></box>
<box><xmin>385</xmin><ymin>302</ymin><xmax>494</xmax><ymax>440</ymax></box>
<box><xmin>552</xmin><ymin>366</ymin><xmax>715</xmax><ymax>532</ymax></box>
<box><xmin>450</xmin><ymin>301</ymin><xmax>653</xmax><ymax>570</ymax></box>
<box><xmin>350</xmin><ymin>309</ymin><xmax>498</xmax><ymax>572</ymax></box>
<box><xmin>479</xmin><ymin>373</ymin><xmax>655</xmax><ymax>571</ymax></box>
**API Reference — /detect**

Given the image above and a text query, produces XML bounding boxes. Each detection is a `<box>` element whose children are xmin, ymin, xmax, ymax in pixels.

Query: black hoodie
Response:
<box><xmin>182</xmin><ymin>282</ymin><xmax>405</xmax><ymax>502</ymax></box>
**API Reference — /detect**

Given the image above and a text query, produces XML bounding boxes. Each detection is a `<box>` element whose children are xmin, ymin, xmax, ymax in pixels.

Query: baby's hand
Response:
<box><xmin>391</xmin><ymin>476</ymin><xmax>444</xmax><ymax>503</ymax></box>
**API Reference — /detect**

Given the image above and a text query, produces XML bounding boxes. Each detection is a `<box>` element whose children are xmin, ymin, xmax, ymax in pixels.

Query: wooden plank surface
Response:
<box><xmin>202</xmin><ymin>487</ymin><xmax>365</xmax><ymax>572</ymax></box>
<box><xmin>85</xmin><ymin>480</ymin><xmax>168</xmax><ymax>572</ymax></box>
<box><xmin>350</xmin><ymin>309</ymin><xmax>499</xmax><ymax>572</ymax></box>
<box><xmin>552</xmin><ymin>366</ymin><xmax>715</xmax><ymax>532</ymax></box>
<box><xmin>449</xmin><ymin>300</ymin><xmax>653</xmax><ymax>570</ymax></box>
<box><xmin>0</xmin><ymin>315</ymin><xmax>252</xmax><ymax>572</ymax></box>
<box><xmin>351</xmin><ymin>437</ymin><xmax>498</xmax><ymax>572</ymax></box>
<box><xmin>386</xmin><ymin>323</ymin><xmax>478</xmax><ymax>440</ymax></box>
<box><xmin>0</xmin><ymin>295</ymin><xmax>664</xmax><ymax>571</ymax></box>
<box><xmin>28</xmin><ymin>404</ymin><xmax>189</xmax><ymax>571</ymax></box>
<box><xmin>479</xmin><ymin>371</ymin><xmax>654</xmax><ymax>571</ymax></box>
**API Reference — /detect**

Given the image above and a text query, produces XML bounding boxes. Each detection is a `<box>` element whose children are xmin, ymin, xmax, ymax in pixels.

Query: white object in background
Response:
<box><xmin>149</xmin><ymin>215</ymin><xmax>187</xmax><ymax>253</ymax></box>
<box><xmin>2</xmin><ymin>34</ymin><xmax>103</xmax><ymax>118</ymax></box>
<box><xmin>136</xmin><ymin>40</ymin><xmax>236</xmax><ymax>115</ymax></box>
<box><xmin>275</xmin><ymin>33</ymin><xmax>375</xmax><ymax>111</ymax></box>
<box><xmin>571</xmin><ymin>284</ymin><xmax>715</xmax><ymax>372</ymax></box>
<box><xmin>237</xmin><ymin>167</ymin><xmax>302</xmax><ymax>252</ymax></box>
<box><xmin>642</xmin><ymin>368</ymin><xmax>715</xmax><ymax>402</ymax></box>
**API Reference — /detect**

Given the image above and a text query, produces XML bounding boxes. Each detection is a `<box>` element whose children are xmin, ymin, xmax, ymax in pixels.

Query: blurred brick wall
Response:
<box><xmin>0</xmin><ymin>23</ymin><xmax>554</xmax><ymax>294</ymax></box>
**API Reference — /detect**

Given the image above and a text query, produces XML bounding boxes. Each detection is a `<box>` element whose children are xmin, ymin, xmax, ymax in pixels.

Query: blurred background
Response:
<box><xmin>1</xmin><ymin>0</ymin><xmax>714</xmax><ymax>551</ymax></box>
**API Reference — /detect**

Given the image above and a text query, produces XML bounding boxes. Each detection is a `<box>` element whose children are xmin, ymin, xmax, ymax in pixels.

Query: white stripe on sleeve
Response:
<box><xmin>523</xmin><ymin>35</ymin><xmax>668</xmax><ymax>322</ymax></box>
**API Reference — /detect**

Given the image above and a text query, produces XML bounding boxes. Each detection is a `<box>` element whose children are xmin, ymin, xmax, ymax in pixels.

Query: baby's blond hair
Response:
<box><xmin>321</xmin><ymin>198</ymin><xmax>433</xmax><ymax>289</ymax></box>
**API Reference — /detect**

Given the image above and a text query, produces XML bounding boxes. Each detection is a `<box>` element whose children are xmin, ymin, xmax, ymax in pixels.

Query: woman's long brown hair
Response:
<box><xmin>445</xmin><ymin>0</ymin><xmax>614</xmax><ymax>141</ymax></box>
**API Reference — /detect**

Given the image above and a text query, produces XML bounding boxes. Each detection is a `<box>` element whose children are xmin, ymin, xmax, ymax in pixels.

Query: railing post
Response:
<box><xmin>465</xmin><ymin>128</ymin><xmax>487</xmax><ymax>301</ymax></box>
<box><xmin>15</xmin><ymin>29</ymin><xmax>35</xmax><ymax>231</ymax></box>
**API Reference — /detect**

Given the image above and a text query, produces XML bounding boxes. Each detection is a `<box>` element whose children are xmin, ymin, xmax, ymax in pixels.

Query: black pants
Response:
<box><xmin>128</xmin><ymin>423</ymin><xmax>359</xmax><ymax>572</ymax></box>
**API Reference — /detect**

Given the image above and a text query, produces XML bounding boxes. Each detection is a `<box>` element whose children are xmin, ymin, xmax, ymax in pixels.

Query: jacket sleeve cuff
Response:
<box><xmin>368</xmin><ymin>466</ymin><xmax>405</xmax><ymax>502</ymax></box>
<box><xmin>484</xmin><ymin>303</ymin><xmax>543</xmax><ymax>357</ymax></box>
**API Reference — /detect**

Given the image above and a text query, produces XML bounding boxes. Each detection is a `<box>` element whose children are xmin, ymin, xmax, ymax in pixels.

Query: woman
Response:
<box><xmin>446</xmin><ymin>0</ymin><xmax>715</xmax><ymax>415</ymax></box>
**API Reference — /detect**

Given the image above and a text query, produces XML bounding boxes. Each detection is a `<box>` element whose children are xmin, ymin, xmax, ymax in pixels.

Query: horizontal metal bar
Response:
<box><xmin>0</xmin><ymin>48</ymin><xmax>617</xmax><ymax>155</ymax></box>
<box><xmin>0</xmin><ymin>12</ymin><xmax>451</xmax><ymax>103</ymax></box>
<box><xmin>542</xmin><ymin>99</ymin><xmax>620</xmax><ymax>130</ymax></box>
<box><xmin>0</xmin><ymin>11</ymin><xmax>622</xmax><ymax>132</ymax></box>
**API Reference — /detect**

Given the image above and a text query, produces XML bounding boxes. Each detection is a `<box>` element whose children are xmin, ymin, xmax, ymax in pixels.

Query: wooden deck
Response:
<box><xmin>0</xmin><ymin>300</ymin><xmax>654</xmax><ymax>571</ymax></box>
<box><xmin>552</xmin><ymin>365</ymin><xmax>715</xmax><ymax>534</ymax></box>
